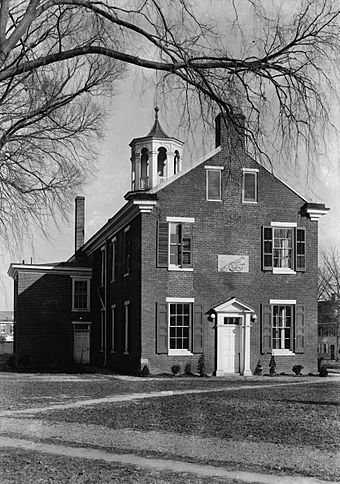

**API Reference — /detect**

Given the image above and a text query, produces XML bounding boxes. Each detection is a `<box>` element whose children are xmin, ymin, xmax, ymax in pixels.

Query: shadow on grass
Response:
<box><xmin>280</xmin><ymin>399</ymin><xmax>339</xmax><ymax>406</ymax></box>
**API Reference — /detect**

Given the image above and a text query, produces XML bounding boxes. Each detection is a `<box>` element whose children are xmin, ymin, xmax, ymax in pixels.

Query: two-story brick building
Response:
<box><xmin>8</xmin><ymin>109</ymin><xmax>329</xmax><ymax>374</ymax></box>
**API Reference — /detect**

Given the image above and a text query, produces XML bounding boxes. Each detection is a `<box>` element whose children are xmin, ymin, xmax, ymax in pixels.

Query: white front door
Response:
<box><xmin>73</xmin><ymin>324</ymin><xmax>90</xmax><ymax>364</ymax></box>
<box><xmin>216</xmin><ymin>314</ymin><xmax>242</xmax><ymax>375</ymax></box>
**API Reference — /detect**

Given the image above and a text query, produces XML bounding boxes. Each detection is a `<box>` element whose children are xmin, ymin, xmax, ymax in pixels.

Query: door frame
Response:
<box><xmin>212</xmin><ymin>298</ymin><xmax>255</xmax><ymax>377</ymax></box>
<box><xmin>72</xmin><ymin>321</ymin><xmax>92</xmax><ymax>364</ymax></box>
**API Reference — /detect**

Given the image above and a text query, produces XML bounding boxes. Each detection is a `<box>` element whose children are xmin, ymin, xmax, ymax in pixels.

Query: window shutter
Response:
<box><xmin>157</xmin><ymin>222</ymin><xmax>168</xmax><ymax>268</ymax></box>
<box><xmin>156</xmin><ymin>303</ymin><xmax>168</xmax><ymax>353</ymax></box>
<box><xmin>261</xmin><ymin>304</ymin><xmax>272</xmax><ymax>354</ymax></box>
<box><xmin>295</xmin><ymin>305</ymin><xmax>305</xmax><ymax>353</ymax></box>
<box><xmin>192</xmin><ymin>304</ymin><xmax>204</xmax><ymax>353</ymax></box>
<box><xmin>181</xmin><ymin>223</ymin><xmax>192</xmax><ymax>268</ymax></box>
<box><xmin>262</xmin><ymin>226</ymin><xmax>273</xmax><ymax>271</ymax></box>
<box><xmin>296</xmin><ymin>228</ymin><xmax>306</xmax><ymax>272</ymax></box>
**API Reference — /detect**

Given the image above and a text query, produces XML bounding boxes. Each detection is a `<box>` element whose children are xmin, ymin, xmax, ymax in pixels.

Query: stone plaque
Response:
<box><xmin>218</xmin><ymin>255</ymin><xmax>249</xmax><ymax>273</ymax></box>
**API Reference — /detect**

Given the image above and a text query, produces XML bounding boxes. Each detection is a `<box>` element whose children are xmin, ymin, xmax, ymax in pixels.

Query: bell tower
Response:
<box><xmin>129</xmin><ymin>107</ymin><xmax>184</xmax><ymax>191</ymax></box>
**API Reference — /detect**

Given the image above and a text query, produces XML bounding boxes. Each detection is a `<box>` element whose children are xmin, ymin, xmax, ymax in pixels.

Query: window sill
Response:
<box><xmin>206</xmin><ymin>199</ymin><xmax>222</xmax><ymax>202</ymax></box>
<box><xmin>168</xmin><ymin>350</ymin><xmax>193</xmax><ymax>356</ymax></box>
<box><xmin>242</xmin><ymin>200</ymin><xmax>257</xmax><ymax>204</ymax></box>
<box><xmin>110</xmin><ymin>350</ymin><xmax>116</xmax><ymax>354</ymax></box>
<box><xmin>123</xmin><ymin>351</ymin><xmax>130</xmax><ymax>355</ymax></box>
<box><xmin>168</xmin><ymin>267</ymin><xmax>193</xmax><ymax>272</ymax></box>
<box><xmin>272</xmin><ymin>268</ymin><xmax>296</xmax><ymax>275</ymax></box>
<box><xmin>272</xmin><ymin>349</ymin><xmax>295</xmax><ymax>356</ymax></box>
<box><xmin>72</xmin><ymin>308</ymin><xmax>90</xmax><ymax>312</ymax></box>
<box><xmin>123</xmin><ymin>273</ymin><xmax>130</xmax><ymax>278</ymax></box>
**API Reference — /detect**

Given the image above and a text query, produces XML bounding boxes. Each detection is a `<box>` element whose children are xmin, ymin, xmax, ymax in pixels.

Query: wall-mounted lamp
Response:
<box><xmin>208</xmin><ymin>310</ymin><xmax>217</xmax><ymax>322</ymax></box>
<box><xmin>251</xmin><ymin>313</ymin><xmax>258</xmax><ymax>322</ymax></box>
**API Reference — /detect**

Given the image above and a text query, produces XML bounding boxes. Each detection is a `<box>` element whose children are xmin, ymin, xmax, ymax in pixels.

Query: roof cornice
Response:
<box><xmin>8</xmin><ymin>264</ymin><xmax>92</xmax><ymax>279</ymax></box>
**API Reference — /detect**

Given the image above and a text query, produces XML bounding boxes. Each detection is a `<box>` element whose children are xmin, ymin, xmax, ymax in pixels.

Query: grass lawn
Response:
<box><xmin>41</xmin><ymin>381</ymin><xmax>338</xmax><ymax>451</ymax></box>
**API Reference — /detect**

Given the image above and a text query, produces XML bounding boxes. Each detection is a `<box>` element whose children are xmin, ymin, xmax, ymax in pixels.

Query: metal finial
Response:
<box><xmin>154</xmin><ymin>106</ymin><xmax>159</xmax><ymax>121</ymax></box>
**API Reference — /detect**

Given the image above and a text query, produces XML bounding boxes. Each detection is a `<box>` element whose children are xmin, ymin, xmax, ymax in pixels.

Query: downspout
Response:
<box><xmin>104</xmin><ymin>241</ymin><xmax>108</xmax><ymax>367</ymax></box>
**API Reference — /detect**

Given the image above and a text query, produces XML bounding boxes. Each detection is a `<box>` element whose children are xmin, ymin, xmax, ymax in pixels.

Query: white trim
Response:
<box><xmin>271</xmin><ymin>222</ymin><xmax>297</xmax><ymax>227</ymax></box>
<box><xmin>72</xmin><ymin>278</ymin><xmax>91</xmax><ymax>311</ymax></box>
<box><xmin>305</xmin><ymin>207</ymin><xmax>329</xmax><ymax>221</ymax></box>
<box><xmin>111</xmin><ymin>304</ymin><xmax>116</xmax><ymax>354</ymax></box>
<box><xmin>124</xmin><ymin>225</ymin><xmax>130</xmax><ymax>233</ymax></box>
<box><xmin>242</xmin><ymin>170</ymin><xmax>258</xmax><ymax>203</ymax></box>
<box><xmin>166</xmin><ymin>216</ymin><xmax>195</xmax><ymax>223</ymax></box>
<box><xmin>168</xmin><ymin>349</ymin><xmax>193</xmax><ymax>356</ymax></box>
<box><xmin>8</xmin><ymin>264</ymin><xmax>92</xmax><ymax>278</ymax></box>
<box><xmin>100</xmin><ymin>308</ymin><xmax>105</xmax><ymax>352</ymax></box>
<box><xmin>168</xmin><ymin>267</ymin><xmax>193</xmax><ymax>272</ymax></box>
<box><xmin>72</xmin><ymin>321</ymin><xmax>92</xmax><ymax>325</ymax></box>
<box><xmin>272</xmin><ymin>268</ymin><xmax>296</xmax><ymax>275</ymax></box>
<box><xmin>206</xmin><ymin>168</ymin><xmax>222</xmax><ymax>202</ymax></box>
<box><xmin>270</xmin><ymin>299</ymin><xmax>296</xmax><ymax>304</ymax></box>
<box><xmin>272</xmin><ymin>349</ymin><xmax>295</xmax><ymax>356</ymax></box>
<box><xmin>204</xmin><ymin>165</ymin><xmax>224</xmax><ymax>170</ymax></box>
<box><xmin>166</xmin><ymin>297</ymin><xmax>195</xmax><ymax>303</ymax></box>
<box><xmin>124</xmin><ymin>300</ymin><xmax>130</xmax><ymax>355</ymax></box>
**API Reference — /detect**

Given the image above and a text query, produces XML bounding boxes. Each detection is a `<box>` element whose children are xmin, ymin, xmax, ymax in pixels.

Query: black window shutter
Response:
<box><xmin>295</xmin><ymin>305</ymin><xmax>305</xmax><ymax>353</ymax></box>
<box><xmin>157</xmin><ymin>222</ymin><xmax>168</xmax><ymax>268</ymax></box>
<box><xmin>192</xmin><ymin>304</ymin><xmax>204</xmax><ymax>353</ymax></box>
<box><xmin>181</xmin><ymin>223</ymin><xmax>192</xmax><ymax>268</ymax></box>
<box><xmin>261</xmin><ymin>304</ymin><xmax>272</xmax><ymax>354</ymax></box>
<box><xmin>156</xmin><ymin>303</ymin><xmax>168</xmax><ymax>354</ymax></box>
<box><xmin>262</xmin><ymin>226</ymin><xmax>273</xmax><ymax>271</ymax></box>
<box><xmin>296</xmin><ymin>228</ymin><xmax>306</xmax><ymax>272</ymax></box>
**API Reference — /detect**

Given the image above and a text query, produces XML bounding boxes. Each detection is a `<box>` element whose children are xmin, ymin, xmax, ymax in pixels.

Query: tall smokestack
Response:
<box><xmin>75</xmin><ymin>196</ymin><xmax>85</xmax><ymax>252</ymax></box>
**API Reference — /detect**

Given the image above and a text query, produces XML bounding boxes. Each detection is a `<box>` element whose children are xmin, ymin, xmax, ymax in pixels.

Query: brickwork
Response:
<box><xmin>15</xmin><ymin>271</ymin><xmax>74</xmax><ymax>368</ymax></box>
<box><xmin>10</xmin><ymin>115</ymin><xmax>322</xmax><ymax>375</ymax></box>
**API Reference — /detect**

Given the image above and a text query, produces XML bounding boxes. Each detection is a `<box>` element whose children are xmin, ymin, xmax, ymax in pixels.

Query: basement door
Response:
<box><xmin>217</xmin><ymin>315</ymin><xmax>241</xmax><ymax>374</ymax></box>
<box><xmin>73</xmin><ymin>323</ymin><xmax>90</xmax><ymax>364</ymax></box>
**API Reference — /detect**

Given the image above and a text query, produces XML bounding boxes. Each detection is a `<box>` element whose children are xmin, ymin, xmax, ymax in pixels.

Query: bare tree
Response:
<box><xmin>0</xmin><ymin>0</ymin><xmax>339</xmax><ymax>243</ymax></box>
<box><xmin>318</xmin><ymin>247</ymin><xmax>340</xmax><ymax>301</ymax></box>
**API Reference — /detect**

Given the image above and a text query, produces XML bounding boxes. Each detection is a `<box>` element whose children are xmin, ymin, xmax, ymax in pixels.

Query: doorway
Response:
<box><xmin>73</xmin><ymin>323</ymin><xmax>90</xmax><ymax>364</ymax></box>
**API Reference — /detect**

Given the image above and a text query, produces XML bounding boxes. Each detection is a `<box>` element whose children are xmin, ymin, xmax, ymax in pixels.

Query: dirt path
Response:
<box><xmin>0</xmin><ymin>435</ymin><xmax>337</xmax><ymax>484</ymax></box>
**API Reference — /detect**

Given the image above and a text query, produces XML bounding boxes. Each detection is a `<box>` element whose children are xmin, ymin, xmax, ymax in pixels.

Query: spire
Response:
<box><xmin>146</xmin><ymin>106</ymin><xmax>170</xmax><ymax>138</ymax></box>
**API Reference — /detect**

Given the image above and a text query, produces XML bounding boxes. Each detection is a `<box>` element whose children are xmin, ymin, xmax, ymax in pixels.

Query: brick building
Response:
<box><xmin>8</xmin><ymin>109</ymin><xmax>329</xmax><ymax>374</ymax></box>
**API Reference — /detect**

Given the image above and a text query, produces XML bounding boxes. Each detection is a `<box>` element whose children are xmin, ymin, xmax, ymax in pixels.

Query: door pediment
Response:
<box><xmin>213</xmin><ymin>297</ymin><xmax>254</xmax><ymax>314</ymax></box>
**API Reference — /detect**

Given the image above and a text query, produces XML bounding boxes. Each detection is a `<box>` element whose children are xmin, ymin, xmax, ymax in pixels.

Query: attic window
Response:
<box><xmin>205</xmin><ymin>166</ymin><xmax>223</xmax><ymax>201</ymax></box>
<box><xmin>242</xmin><ymin>169</ymin><xmax>258</xmax><ymax>203</ymax></box>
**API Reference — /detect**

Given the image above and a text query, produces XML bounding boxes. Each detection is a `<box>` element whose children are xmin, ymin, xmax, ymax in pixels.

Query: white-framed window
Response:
<box><xmin>242</xmin><ymin>168</ymin><xmax>258</xmax><ymax>203</ymax></box>
<box><xmin>124</xmin><ymin>301</ymin><xmax>130</xmax><ymax>354</ymax></box>
<box><xmin>100</xmin><ymin>246</ymin><xmax>106</xmax><ymax>286</ymax></box>
<box><xmin>72</xmin><ymin>278</ymin><xmax>90</xmax><ymax>311</ymax></box>
<box><xmin>261</xmin><ymin>299</ymin><xmax>305</xmax><ymax>356</ymax></box>
<box><xmin>111</xmin><ymin>304</ymin><xmax>116</xmax><ymax>353</ymax></box>
<box><xmin>205</xmin><ymin>166</ymin><xmax>223</xmax><ymax>201</ymax></box>
<box><xmin>0</xmin><ymin>324</ymin><xmax>6</xmax><ymax>333</ymax></box>
<box><xmin>124</xmin><ymin>226</ymin><xmax>131</xmax><ymax>276</ymax></box>
<box><xmin>168</xmin><ymin>299</ymin><xmax>194</xmax><ymax>355</ymax></box>
<box><xmin>157</xmin><ymin>217</ymin><xmax>194</xmax><ymax>270</ymax></box>
<box><xmin>111</xmin><ymin>237</ymin><xmax>117</xmax><ymax>282</ymax></box>
<box><xmin>322</xmin><ymin>343</ymin><xmax>329</xmax><ymax>354</ymax></box>
<box><xmin>100</xmin><ymin>308</ymin><xmax>104</xmax><ymax>352</ymax></box>
<box><xmin>262</xmin><ymin>223</ymin><xmax>306</xmax><ymax>273</ymax></box>
<box><xmin>272</xmin><ymin>305</ymin><xmax>293</xmax><ymax>351</ymax></box>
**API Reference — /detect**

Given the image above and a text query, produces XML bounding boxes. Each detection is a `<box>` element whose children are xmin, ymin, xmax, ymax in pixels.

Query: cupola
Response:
<box><xmin>129</xmin><ymin>107</ymin><xmax>184</xmax><ymax>191</ymax></box>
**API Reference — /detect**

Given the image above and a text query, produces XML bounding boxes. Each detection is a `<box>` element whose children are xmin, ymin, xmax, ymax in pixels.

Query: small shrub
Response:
<box><xmin>140</xmin><ymin>364</ymin><xmax>150</xmax><ymax>377</ymax></box>
<box><xmin>197</xmin><ymin>354</ymin><xmax>207</xmax><ymax>377</ymax></box>
<box><xmin>184</xmin><ymin>363</ymin><xmax>193</xmax><ymax>376</ymax></box>
<box><xmin>269</xmin><ymin>355</ymin><xmax>276</xmax><ymax>376</ymax></box>
<box><xmin>319</xmin><ymin>366</ymin><xmax>328</xmax><ymax>377</ymax></box>
<box><xmin>292</xmin><ymin>364</ymin><xmax>304</xmax><ymax>376</ymax></box>
<box><xmin>171</xmin><ymin>364</ymin><xmax>181</xmax><ymax>376</ymax></box>
<box><xmin>253</xmin><ymin>360</ymin><xmax>263</xmax><ymax>376</ymax></box>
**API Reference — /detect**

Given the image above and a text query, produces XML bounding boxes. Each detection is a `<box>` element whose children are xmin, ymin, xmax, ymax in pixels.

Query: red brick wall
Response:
<box><xmin>15</xmin><ymin>271</ymin><xmax>74</xmax><ymax>368</ymax></box>
<box><xmin>138</xmin><ymin>123</ymin><xmax>319</xmax><ymax>375</ymax></box>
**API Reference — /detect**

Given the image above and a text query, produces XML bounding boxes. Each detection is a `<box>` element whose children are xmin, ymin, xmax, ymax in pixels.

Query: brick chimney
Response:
<box><xmin>75</xmin><ymin>196</ymin><xmax>85</xmax><ymax>253</ymax></box>
<box><xmin>215</xmin><ymin>109</ymin><xmax>245</xmax><ymax>151</ymax></box>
